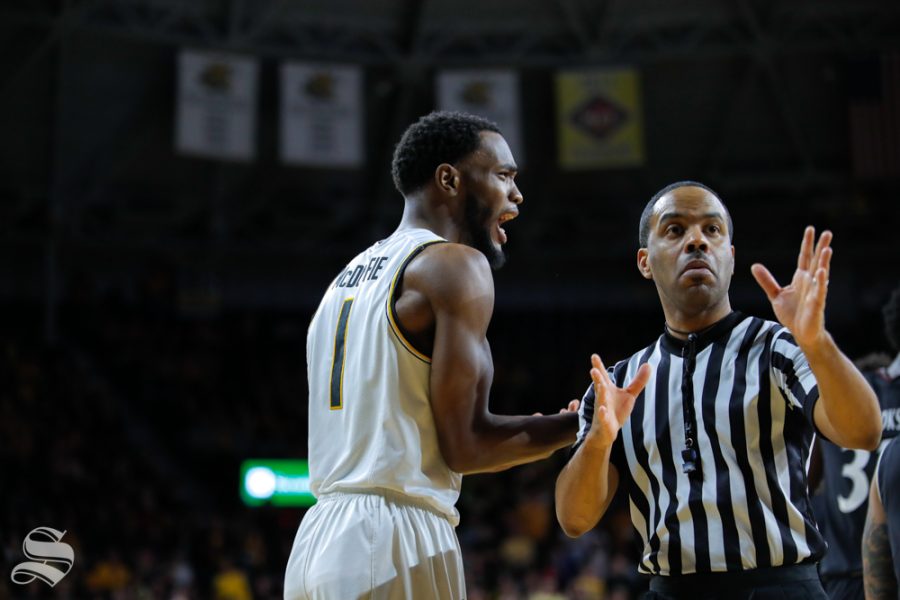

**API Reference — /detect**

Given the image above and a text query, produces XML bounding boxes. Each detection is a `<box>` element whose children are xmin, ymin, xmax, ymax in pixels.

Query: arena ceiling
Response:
<box><xmin>1</xmin><ymin>0</ymin><xmax>898</xmax><ymax>315</ymax></box>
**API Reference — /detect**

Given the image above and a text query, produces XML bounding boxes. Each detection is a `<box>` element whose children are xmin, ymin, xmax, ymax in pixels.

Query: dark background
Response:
<box><xmin>1</xmin><ymin>1</ymin><xmax>899</xmax><ymax>598</ymax></box>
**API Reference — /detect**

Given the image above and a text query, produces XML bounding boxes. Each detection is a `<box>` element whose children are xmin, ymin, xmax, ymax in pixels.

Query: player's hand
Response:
<box><xmin>751</xmin><ymin>226</ymin><xmax>832</xmax><ymax>348</ymax></box>
<box><xmin>531</xmin><ymin>399</ymin><xmax>580</xmax><ymax>416</ymax></box>
<box><xmin>585</xmin><ymin>354</ymin><xmax>651</xmax><ymax>448</ymax></box>
<box><xmin>560</xmin><ymin>399</ymin><xmax>580</xmax><ymax>414</ymax></box>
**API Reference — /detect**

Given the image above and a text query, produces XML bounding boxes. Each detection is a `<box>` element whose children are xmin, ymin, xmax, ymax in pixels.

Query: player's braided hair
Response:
<box><xmin>884</xmin><ymin>284</ymin><xmax>900</xmax><ymax>352</ymax></box>
<box><xmin>391</xmin><ymin>111</ymin><xmax>501</xmax><ymax>196</ymax></box>
<box><xmin>639</xmin><ymin>181</ymin><xmax>734</xmax><ymax>247</ymax></box>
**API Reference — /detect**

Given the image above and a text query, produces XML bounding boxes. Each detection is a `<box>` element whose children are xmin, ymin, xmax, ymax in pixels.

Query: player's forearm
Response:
<box><xmin>555</xmin><ymin>438</ymin><xmax>615</xmax><ymax>537</ymax></box>
<box><xmin>442</xmin><ymin>412</ymin><xmax>578</xmax><ymax>474</ymax></box>
<box><xmin>863</xmin><ymin>514</ymin><xmax>898</xmax><ymax>599</ymax></box>
<box><xmin>804</xmin><ymin>332</ymin><xmax>881</xmax><ymax>450</ymax></box>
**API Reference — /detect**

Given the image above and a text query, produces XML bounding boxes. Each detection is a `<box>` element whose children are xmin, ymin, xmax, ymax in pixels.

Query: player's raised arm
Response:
<box><xmin>412</xmin><ymin>242</ymin><xmax>578</xmax><ymax>475</ymax></box>
<box><xmin>751</xmin><ymin>226</ymin><xmax>881</xmax><ymax>450</ymax></box>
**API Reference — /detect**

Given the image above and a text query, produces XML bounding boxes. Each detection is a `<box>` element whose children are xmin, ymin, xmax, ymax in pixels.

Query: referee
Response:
<box><xmin>556</xmin><ymin>182</ymin><xmax>882</xmax><ymax>599</ymax></box>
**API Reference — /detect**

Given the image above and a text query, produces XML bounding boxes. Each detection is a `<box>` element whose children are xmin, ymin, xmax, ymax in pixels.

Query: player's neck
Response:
<box><xmin>397</xmin><ymin>199</ymin><xmax>461</xmax><ymax>242</ymax></box>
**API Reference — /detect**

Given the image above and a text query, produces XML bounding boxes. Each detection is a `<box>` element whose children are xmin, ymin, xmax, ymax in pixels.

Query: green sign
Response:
<box><xmin>240</xmin><ymin>459</ymin><xmax>317</xmax><ymax>507</ymax></box>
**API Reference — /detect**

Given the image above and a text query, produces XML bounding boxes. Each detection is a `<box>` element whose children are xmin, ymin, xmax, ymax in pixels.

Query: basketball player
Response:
<box><xmin>283</xmin><ymin>111</ymin><xmax>580</xmax><ymax>599</ymax></box>
<box><xmin>862</xmin><ymin>435</ymin><xmax>900</xmax><ymax>599</ymax></box>
<box><xmin>816</xmin><ymin>285</ymin><xmax>900</xmax><ymax>600</ymax></box>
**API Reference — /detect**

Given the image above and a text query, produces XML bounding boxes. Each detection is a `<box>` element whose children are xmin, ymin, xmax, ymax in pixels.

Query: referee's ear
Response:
<box><xmin>637</xmin><ymin>248</ymin><xmax>653</xmax><ymax>280</ymax></box>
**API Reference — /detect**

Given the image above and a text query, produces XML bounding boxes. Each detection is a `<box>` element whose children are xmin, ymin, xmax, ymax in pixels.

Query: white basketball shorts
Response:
<box><xmin>284</xmin><ymin>490</ymin><xmax>465</xmax><ymax>600</ymax></box>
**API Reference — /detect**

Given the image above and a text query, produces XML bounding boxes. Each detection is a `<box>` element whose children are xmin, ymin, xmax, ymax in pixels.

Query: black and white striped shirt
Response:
<box><xmin>574</xmin><ymin>311</ymin><xmax>826</xmax><ymax>575</ymax></box>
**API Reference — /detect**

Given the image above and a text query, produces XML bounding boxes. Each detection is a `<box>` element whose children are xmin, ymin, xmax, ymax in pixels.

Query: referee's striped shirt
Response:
<box><xmin>574</xmin><ymin>311</ymin><xmax>827</xmax><ymax>575</ymax></box>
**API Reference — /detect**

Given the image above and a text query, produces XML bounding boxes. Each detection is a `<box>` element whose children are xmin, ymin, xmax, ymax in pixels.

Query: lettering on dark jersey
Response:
<box><xmin>334</xmin><ymin>256</ymin><xmax>389</xmax><ymax>289</ymax></box>
<box><xmin>884</xmin><ymin>407</ymin><xmax>900</xmax><ymax>434</ymax></box>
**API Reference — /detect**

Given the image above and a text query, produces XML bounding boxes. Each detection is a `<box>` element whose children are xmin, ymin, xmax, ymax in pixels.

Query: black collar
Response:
<box><xmin>659</xmin><ymin>311</ymin><xmax>746</xmax><ymax>355</ymax></box>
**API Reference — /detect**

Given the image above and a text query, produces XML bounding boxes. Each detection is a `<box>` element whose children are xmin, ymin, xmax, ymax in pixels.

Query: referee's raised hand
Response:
<box><xmin>750</xmin><ymin>225</ymin><xmax>833</xmax><ymax>348</ymax></box>
<box><xmin>587</xmin><ymin>353</ymin><xmax>652</xmax><ymax>448</ymax></box>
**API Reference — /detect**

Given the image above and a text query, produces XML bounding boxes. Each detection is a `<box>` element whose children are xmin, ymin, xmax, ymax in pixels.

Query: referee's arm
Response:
<box><xmin>806</xmin><ymin>335</ymin><xmax>881</xmax><ymax>450</ymax></box>
<box><xmin>751</xmin><ymin>226</ymin><xmax>881</xmax><ymax>451</ymax></box>
<box><xmin>555</xmin><ymin>354</ymin><xmax>651</xmax><ymax>537</ymax></box>
<box><xmin>556</xmin><ymin>435</ymin><xmax>621</xmax><ymax>537</ymax></box>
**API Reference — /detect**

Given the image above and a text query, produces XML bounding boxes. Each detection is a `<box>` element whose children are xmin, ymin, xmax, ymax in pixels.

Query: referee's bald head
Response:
<box><xmin>639</xmin><ymin>181</ymin><xmax>734</xmax><ymax>247</ymax></box>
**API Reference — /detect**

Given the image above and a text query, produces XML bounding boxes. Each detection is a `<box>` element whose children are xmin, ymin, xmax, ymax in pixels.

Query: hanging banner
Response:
<box><xmin>437</xmin><ymin>70</ymin><xmax>524</xmax><ymax>166</ymax></box>
<box><xmin>556</xmin><ymin>67</ymin><xmax>644</xmax><ymax>170</ymax></box>
<box><xmin>280</xmin><ymin>62</ymin><xmax>363</xmax><ymax>167</ymax></box>
<box><xmin>175</xmin><ymin>49</ymin><xmax>258</xmax><ymax>161</ymax></box>
<box><xmin>849</xmin><ymin>54</ymin><xmax>900</xmax><ymax>178</ymax></box>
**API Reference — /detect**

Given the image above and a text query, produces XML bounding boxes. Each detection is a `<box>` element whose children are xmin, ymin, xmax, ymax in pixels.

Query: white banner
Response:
<box><xmin>436</xmin><ymin>70</ymin><xmax>524</xmax><ymax>166</ymax></box>
<box><xmin>280</xmin><ymin>62</ymin><xmax>363</xmax><ymax>167</ymax></box>
<box><xmin>175</xmin><ymin>49</ymin><xmax>258</xmax><ymax>161</ymax></box>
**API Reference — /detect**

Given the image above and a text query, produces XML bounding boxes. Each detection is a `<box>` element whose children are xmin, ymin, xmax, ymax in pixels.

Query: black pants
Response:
<box><xmin>645</xmin><ymin>564</ymin><xmax>828</xmax><ymax>600</ymax></box>
<box><xmin>820</xmin><ymin>574</ymin><xmax>864</xmax><ymax>600</ymax></box>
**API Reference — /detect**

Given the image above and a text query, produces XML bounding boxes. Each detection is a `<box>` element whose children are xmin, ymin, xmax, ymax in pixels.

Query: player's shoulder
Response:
<box><xmin>417</xmin><ymin>240</ymin><xmax>488</xmax><ymax>267</ymax></box>
<box><xmin>407</xmin><ymin>242</ymin><xmax>491</xmax><ymax>283</ymax></box>
<box><xmin>404</xmin><ymin>242</ymin><xmax>494</xmax><ymax>307</ymax></box>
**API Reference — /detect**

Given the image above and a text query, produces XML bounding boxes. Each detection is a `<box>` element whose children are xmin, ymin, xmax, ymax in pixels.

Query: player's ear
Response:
<box><xmin>731</xmin><ymin>245</ymin><xmax>735</xmax><ymax>275</ymax></box>
<box><xmin>435</xmin><ymin>164</ymin><xmax>460</xmax><ymax>196</ymax></box>
<box><xmin>637</xmin><ymin>248</ymin><xmax>653</xmax><ymax>280</ymax></box>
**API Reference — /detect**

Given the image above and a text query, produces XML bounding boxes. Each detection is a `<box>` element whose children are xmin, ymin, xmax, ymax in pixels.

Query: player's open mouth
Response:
<box><xmin>497</xmin><ymin>211</ymin><xmax>518</xmax><ymax>244</ymax></box>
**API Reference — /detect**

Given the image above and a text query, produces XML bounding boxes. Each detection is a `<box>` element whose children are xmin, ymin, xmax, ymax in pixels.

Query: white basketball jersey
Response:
<box><xmin>306</xmin><ymin>228</ymin><xmax>462</xmax><ymax>523</ymax></box>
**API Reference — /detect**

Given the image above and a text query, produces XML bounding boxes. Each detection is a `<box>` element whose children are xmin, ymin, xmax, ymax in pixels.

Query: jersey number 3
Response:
<box><xmin>330</xmin><ymin>298</ymin><xmax>353</xmax><ymax>410</ymax></box>
<box><xmin>837</xmin><ymin>439</ymin><xmax>890</xmax><ymax>513</ymax></box>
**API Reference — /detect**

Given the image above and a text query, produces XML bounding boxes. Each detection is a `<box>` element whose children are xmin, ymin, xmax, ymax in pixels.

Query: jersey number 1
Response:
<box><xmin>330</xmin><ymin>298</ymin><xmax>353</xmax><ymax>410</ymax></box>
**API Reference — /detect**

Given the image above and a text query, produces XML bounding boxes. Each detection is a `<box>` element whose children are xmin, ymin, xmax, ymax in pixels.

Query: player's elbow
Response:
<box><xmin>439</xmin><ymin>442</ymin><xmax>480</xmax><ymax>474</ymax></box>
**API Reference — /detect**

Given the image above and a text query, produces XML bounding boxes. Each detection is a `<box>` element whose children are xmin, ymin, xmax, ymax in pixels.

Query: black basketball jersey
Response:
<box><xmin>817</xmin><ymin>366</ymin><xmax>900</xmax><ymax>578</ymax></box>
<box><xmin>875</xmin><ymin>436</ymin><xmax>900</xmax><ymax>583</ymax></box>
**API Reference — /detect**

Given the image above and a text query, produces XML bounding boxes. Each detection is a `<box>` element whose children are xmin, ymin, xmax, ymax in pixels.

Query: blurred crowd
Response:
<box><xmin>1</xmin><ymin>270</ymin><xmax>649</xmax><ymax>600</ymax></box>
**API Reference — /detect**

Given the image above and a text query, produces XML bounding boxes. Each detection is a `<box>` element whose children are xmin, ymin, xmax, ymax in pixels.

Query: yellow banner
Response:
<box><xmin>556</xmin><ymin>67</ymin><xmax>644</xmax><ymax>169</ymax></box>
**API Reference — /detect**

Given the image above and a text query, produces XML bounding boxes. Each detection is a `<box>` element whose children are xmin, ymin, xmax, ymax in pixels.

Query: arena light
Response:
<box><xmin>240</xmin><ymin>460</ymin><xmax>316</xmax><ymax>507</ymax></box>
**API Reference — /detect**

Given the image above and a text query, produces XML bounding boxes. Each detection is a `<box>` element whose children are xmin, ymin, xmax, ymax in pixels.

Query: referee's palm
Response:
<box><xmin>751</xmin><ymin>226</ymin><xmax>832</xmax><ymax>347</ymax></box>
<box><xmin>588</xmin><ymin>354</ymin><xmax>652</xmax><ymax>446</ymax></box>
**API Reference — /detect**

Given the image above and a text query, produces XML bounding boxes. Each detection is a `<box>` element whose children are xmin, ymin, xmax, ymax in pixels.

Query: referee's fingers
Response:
<box><xmin>625</xmin><ymin>363</ymin><xmax>652</xmax><ymax>396</ymax></box>
<box><xmin>751</xmin><ymin>264</ymin><xmax>780</xmax><ymax>301</ymax></box>
<box><xmin>590</xmin><ymin>368</ymin><xmax>607</xmax><ymax>394</ymax></box>
<box><xmin>590</xmin><ymin>354</ymin><xmax>612</xmax><ymax>387</ymax></box>
<box><xmin>814</xmin><ymin>267</ymin><xmax>828</xmax><ymax>306</ymax></box>
<box><xmin>819</xmin><ymin>245</ymin><xmax>833</xmax><ymax>278</ymax></box>
<box><xmin>798</xmin><ymin>225</ymin><xmax>814</xmax><ymax>271</ymax></box>
<box><xmin>812</xmin><ymin>229</ymin><xmax>832</xmax><ymax>268</ymax></box>
<box><xmin>590</xmin><ymin>353</ymin><xmax>608</xmax><ymax>375</ymax></box>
